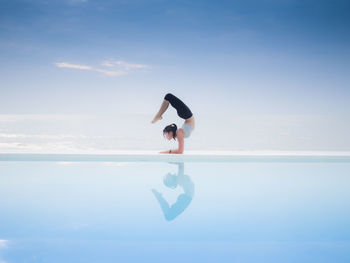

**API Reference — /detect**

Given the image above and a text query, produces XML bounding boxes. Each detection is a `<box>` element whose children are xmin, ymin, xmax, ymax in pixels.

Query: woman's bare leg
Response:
<box><xmin>151</xmin><ymin>99</ymin><xmax>169</xmax><ymax>123</ymax></box>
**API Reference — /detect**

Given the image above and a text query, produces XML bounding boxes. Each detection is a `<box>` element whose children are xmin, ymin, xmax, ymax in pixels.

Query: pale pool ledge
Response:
<box><xmin>1</xmin><ymin>151</ymin><xmax>350</xmax><ymax>162</ymax></box>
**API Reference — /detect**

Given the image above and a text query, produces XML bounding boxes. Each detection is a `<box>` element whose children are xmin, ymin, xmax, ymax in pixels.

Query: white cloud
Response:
<box><xmin>0</xmin><ymin>239</ymin><xmax>8</xmax><ymax>249</ymax></box>
<box><xmin>94</xmin><ymin>68</ymin><xmax>127</xmax><ymax>77</ymax></box>
<box><xmin>101</xmin><ymin>60</ymin><xmax>150</xmax><ymax>70</ymax></box>
<box><xmin>54</xmin><ymin>60</ymin><xmax>150</xmax><ymax>77</ymax></box>
<box><xmin>55</xmin><ymin>62</ymin><xmax>92</xmax><ymax>70</ymax></box>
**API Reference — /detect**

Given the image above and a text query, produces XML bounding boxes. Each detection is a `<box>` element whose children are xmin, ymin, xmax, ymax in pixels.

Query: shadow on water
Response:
<box><xmin>151</xmin><ymin>162</ymin><xmax>194</xmax><ymax>221</ymax></box>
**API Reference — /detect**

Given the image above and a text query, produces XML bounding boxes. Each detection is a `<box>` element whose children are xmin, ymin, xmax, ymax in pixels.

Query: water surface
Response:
<box><xmin>0</xmin><ymin>159</ymin><xmax>349</xmax><ymax>262</ymax></box>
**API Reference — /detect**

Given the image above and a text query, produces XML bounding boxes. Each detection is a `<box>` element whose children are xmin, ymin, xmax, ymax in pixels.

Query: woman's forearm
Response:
<box><xmin>159</xmin><ymin>150</ymin><xmax>171</xmax><ymax>154</ymax></box>
<box><xmin>169</xmin><ymin>149</ymin><xmax>184</xmax><ymax>154</ymax></box>
<box><xmin>159</xmin><ymin>149</ymin><xmax>183</xmax><ymax>154</ymax></box>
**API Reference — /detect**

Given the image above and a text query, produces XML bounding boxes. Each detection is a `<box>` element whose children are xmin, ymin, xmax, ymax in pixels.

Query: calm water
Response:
<box><xmin>0</xmin><ymin>159</ymin><xmax>350</xmax><ymax>262</ymax></box>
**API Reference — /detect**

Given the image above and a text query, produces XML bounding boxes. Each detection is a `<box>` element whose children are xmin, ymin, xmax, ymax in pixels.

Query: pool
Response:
<box><xmin>0</xmin><ymin>153</ymin><xmax>350</xmax><ymax>262</ymax></box>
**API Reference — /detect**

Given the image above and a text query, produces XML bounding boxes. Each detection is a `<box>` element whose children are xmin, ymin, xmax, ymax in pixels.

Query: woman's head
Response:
<box><xmin>163</xmin><ymin>123</ymin><xmax>177</xmax><ymax>140</ymax></box>
<box><xmin>163</xmin><ymin>172</ymin><xmax>178</xmax><ymax>189</ymax></box>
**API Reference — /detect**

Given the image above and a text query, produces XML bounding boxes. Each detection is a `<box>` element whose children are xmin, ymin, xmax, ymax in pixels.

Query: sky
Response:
<box><xmin>0</xmin><ymin>0</ymin><xmax>349</xmax><ymax>116</ymax></box>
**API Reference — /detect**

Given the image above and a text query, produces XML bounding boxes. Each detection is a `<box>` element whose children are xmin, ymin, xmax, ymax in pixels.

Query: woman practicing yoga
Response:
<box><xmin>151</xmin><ymin>93</ymin><xmax>195</xmax><ymax>154</ymax></box>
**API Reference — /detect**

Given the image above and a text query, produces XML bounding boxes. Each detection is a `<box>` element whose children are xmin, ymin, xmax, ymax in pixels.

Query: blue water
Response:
<box><xmin>0</xmin><ymin>160</ymin><xmax>350</xmax><ymax>262</ymax></box>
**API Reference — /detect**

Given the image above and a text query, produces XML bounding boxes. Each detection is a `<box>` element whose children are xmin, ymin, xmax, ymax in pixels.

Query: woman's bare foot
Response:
<box><xmin>151</xmin><ymin>115</ymin><xmax>163</xmax><ymax>123</ymax></box>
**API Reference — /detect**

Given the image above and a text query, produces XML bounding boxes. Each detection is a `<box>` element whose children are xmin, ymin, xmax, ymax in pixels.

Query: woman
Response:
<box><xmin>151</xmin><ymin>93</ymin><xmax>195</xmax><ymax>154</ymax></box>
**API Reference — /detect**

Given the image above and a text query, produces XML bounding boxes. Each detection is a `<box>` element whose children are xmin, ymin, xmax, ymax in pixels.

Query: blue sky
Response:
<box><xmin>0</xmin><ymin>0</ymin><xmax>349</xmax><ymax>115</ymax></box>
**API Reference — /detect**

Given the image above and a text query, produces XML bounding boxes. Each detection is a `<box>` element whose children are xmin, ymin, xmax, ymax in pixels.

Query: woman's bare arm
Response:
<box><xmin>171</xmin><ymin>132</ymin><xmax>184</xmax><ymax>154</ymax></box>
<box><xmin>159</xmin><ymin>129</ymin><xmax>185</xmax><ymax>154</ymax></box>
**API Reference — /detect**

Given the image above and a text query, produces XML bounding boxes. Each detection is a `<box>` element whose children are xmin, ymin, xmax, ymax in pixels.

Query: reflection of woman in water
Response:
<box><xmin>151</xmin><ymin>162</ymin><xmax>194</xmax><ymax>221</ymax></box>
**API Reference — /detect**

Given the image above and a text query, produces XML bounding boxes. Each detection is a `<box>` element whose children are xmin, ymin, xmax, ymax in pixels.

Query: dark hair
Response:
<box><xmin>163</xmin><ymin>123</ymin><xmax>177</xmax><ymax>140</ymax></box>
